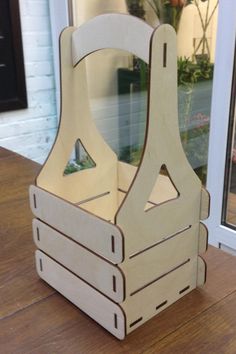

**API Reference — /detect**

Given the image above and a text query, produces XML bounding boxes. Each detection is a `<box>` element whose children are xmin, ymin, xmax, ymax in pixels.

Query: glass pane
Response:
<box><xmin>222</xmin><ymin>49</ymin><xmax>236</xmax><ymax>229</ymax></box>
<box><xmin>72</xmin><ymin>0</ymin><xmax>218</xmax><ymax>183</ymax></box>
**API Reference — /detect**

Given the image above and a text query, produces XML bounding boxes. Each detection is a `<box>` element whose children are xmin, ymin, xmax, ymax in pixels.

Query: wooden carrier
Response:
<box><xmin>29</xmin><ymin>14</ymin><xmax>210</xmax><ymax>340</ymax></box>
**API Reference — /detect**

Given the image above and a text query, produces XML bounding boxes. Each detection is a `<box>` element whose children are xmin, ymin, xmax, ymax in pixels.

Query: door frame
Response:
<box><xmin>49</xmin><ymin>0</ymin><xmax>72</xmax><ymax>114</ymax></box>
<box><xmin>206</xmin><ymin>0</ymin><xmax>236</xmax><ymax>250</ymax></box>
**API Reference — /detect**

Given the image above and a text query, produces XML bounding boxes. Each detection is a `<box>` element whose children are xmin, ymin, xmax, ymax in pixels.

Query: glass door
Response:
<box><xmin>206</xmin><ymin>0</ymin><xmax>236</xmax><ymax>253</ymax></box>
<box><xmin>71</xmin><ymin>0</ymin><xmax>218</xmax><ymax>182</ymax></box>
<box><xmin>51</xmin><ymin>0</ymin><xmax>236</xmax><ymax>252</ymax></box>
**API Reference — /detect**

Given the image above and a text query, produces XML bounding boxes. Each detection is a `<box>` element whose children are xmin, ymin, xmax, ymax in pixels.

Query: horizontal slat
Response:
<box><xmin>122</xmin><ymin>223</ymin><xmax>199</xmax><ymax>295</ymax></box>
<box><xmin>122</xmin><ymin>257</ymin><xmax>198</xmax><ymax>334</ymax></box>
<box><xmin>33</xmin><ymin>219</ymin><xmax>125</xmax><ymax>303</ymax></box>
<box><xmin>35</xmin><ymin>251</ymin><xmax>125</xmax><ymax>340</ymax></box>
<box><xmin>29</xmin><ymin>185</ymin><xmax>124</xmax><ymax>264</ymax></box>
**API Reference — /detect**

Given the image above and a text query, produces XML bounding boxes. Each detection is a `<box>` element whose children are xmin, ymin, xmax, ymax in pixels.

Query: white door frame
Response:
<box><xmin>49</xmin><ymin>0</ymin><xmax>72</xmax><ymax>114</ymax></box>
<box><xmin>206</xmin><ymin>0</ymin><xmax>236</xmax><ymax>250</ymax></box>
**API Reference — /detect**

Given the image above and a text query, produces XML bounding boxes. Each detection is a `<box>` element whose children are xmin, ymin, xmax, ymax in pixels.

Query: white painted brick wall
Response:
<box><xmin>0</xmin><ymin>0</ymin><xmax>57</xmax><ymax>164</ymax></box>
<box><xmin>0</xmin><ymin>1</ymin><xmax>148</xmax><ymax>165</ymax></box>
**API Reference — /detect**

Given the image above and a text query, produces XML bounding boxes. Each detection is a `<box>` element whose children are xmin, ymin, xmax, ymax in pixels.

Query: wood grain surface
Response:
<box><xmin>0</xmin><ymin>149</ymin><xmax>54</xmax><ymax>320</ymax></box>
<box><xmin>1</xmin><ymin>148</ymin><xmax>236</xmax><ymax>353</ymax></box>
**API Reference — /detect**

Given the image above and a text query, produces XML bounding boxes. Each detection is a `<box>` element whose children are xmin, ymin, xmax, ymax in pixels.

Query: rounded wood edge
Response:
<box><xmin>200</xmin><ymin>187</ymin><xmax>211</xmax><ymax>220</ymax></box>
<box><xmin>197</xmin><ymin>255</ymin><xmax>207</xmax><ymax>287</ymax></box>
<box><xmin>199</xmin><ymin>222</ymin><xmax>209</xmax><ymax>254</ymax></box>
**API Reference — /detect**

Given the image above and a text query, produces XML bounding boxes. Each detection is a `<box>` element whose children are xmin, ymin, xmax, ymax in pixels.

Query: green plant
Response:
<box><xmin>119</xmin><ymin>145</ymin><xmax>143</xmax><ymax>166</ymax></box>
<box><xmin>177</xmin><ymin>56</ymin><xmax>213</xmax><ymax>86</ymax></box>
<box><xmin>177</xmin><ymin>56</ymin><xmax>212</xmax><ymax>149</ymax></box>
<box><xmin>178</xmin><ymin>57</ymin><xmax>201</xmax><ymax>85</ymax></box>
<box><xmin>64</xmin><ymin>156</ymin><xmax>95</xmax><ymax>175</ymax></box>
<box><xmin>198</xmin><ymin>58</ymin><xmax>214</xmax><ymax>80</ymax></box>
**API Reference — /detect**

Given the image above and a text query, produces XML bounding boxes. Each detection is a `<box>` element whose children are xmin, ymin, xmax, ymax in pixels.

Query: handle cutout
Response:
<box><xmin>144</xmin><ymin>165</ymin><xmax>179</xmax><ymax>212</ymax></box>
<box><xmin>63</xmin><ymin>139</ymin><xmax>96</xmax><ymax>176</ymax></box>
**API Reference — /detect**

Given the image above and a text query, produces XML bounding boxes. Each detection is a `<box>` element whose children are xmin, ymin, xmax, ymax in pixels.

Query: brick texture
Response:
<box><xmin>0</xmin><ymin>0</ymin><xmax>57</xmax><ymax>164</ymax></box>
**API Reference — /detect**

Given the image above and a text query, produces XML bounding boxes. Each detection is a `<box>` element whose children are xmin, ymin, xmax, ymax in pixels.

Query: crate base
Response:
<box><xmin>35</xmin><ymin>250</ymin><xmax>205</xmax><ymax>339</ymax></box>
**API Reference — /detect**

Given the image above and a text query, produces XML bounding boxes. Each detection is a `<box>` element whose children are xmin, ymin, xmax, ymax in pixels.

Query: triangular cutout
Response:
<box><xmin>63</xmin><ymin>139</ymin><xmax>96</xmax><ymax>176</ymax></box>
<box><xmin>144</xmin><ymin>164</ymin><xmax>179</xmax><ymax>211</ymax></box>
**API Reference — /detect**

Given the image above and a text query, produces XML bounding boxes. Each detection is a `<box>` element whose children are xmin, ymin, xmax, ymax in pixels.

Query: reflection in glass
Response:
<box><xmin>222</xmin><ymin>51</ymin><xmax>236</xmax><ymax>229</ymax></box>
<box><xmin>72</xmin><ymin>0</ymin><xmax>218</xmax><ymax>183</ymax></box>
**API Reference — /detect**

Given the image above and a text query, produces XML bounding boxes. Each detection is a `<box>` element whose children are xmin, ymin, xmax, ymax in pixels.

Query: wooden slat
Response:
<box><xmin>35</xmin><ymin>251</ymin><xmax>126</xmax><ymax>340</ymax></box>
<box><xmin>121</xmin><ymin>224</ymin><xmax>199</xmax><ymax>295</ymax></box>
<box><xmin>33</xmin><ymin>219</ymin><xmax>125</xmax><ymax>303</ymax></box>
<box><xmin>122</xmin><ymin>258</ymin><xmax>198</xmax><ymax>334</ymax></box>
<box><xmin>29</xmin><ymin>185</ymin><xmax>124</xmax><ymax>264</ymax></box>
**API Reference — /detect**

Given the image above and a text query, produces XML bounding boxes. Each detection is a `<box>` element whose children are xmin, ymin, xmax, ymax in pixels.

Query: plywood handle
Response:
<box><xmin>72</xmin><ymin>14</ymin><xmax>153</xmax><ymax>66</ymax></box>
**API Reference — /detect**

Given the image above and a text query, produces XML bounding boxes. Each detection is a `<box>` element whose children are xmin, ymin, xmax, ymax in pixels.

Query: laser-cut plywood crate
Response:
<box><xmin>29</xmin><ymin>14</ymin><xmax>210</xmax><ymax>340</ymax></box>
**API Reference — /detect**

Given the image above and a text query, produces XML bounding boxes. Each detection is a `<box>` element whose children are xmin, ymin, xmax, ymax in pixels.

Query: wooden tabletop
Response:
<box><xmin>1</xmin><ymin>148</ymin><xmax>236</xmax><ymax>354</ymax></box>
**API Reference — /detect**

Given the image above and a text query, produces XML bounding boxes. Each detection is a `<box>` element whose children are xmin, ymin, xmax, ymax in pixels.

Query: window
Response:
<box><xmin>0</xmin><ymin>0</ymin><xmax>27</xmax><ymax>112</ymax></box>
